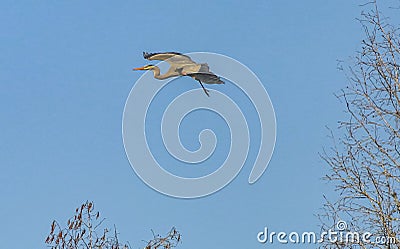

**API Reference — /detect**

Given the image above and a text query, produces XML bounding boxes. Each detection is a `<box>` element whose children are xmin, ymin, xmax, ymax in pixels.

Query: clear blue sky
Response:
<box><xmin>2</xmin><ymin>1</ymin><xmax>397</xmax><ymax>248</ymax></box>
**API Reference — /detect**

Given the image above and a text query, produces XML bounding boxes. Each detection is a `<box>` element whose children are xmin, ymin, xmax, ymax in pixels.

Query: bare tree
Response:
<box><xmin>320</xmin><ymin>1</ymin><xmax>400</xmax><ymax>248</ymax></box>
<box><xmin>143</xmin><ymin>228</ymin><xmax>181</xmax><ymax>249</ymax></box>
<box><xmin>45</xmin><ymin>201</ymin><xmax>181</xmax><ymax>249</ymax></box>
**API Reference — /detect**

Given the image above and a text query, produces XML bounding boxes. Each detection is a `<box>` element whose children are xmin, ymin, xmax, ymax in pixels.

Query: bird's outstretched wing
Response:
<box><xmin>186</xmin><ymin>72</ymin><xmax>225</xmax><ymax>85</ymax></box>
<box><xmin>143</xmin><ymin>52</ymin><xmax>196</xmax><ymax>65</ymax></box>
<box><xmin>177</xmin><ymin>63</ymin><xmax>223</xmax><ymax>84</ymax></box>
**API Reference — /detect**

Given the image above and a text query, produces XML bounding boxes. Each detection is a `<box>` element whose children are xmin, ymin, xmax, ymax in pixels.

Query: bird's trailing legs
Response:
<box><xmin>197</xmin><ymin>80</ymin><xmax>210</xmax><ymax>97</ymax></box>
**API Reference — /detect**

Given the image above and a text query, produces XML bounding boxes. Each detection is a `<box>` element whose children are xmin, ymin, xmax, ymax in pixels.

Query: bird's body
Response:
<box><xmin>134</xmin><ymin>52</ymin><xmax>224</xmax><ymax>96</ymax></box>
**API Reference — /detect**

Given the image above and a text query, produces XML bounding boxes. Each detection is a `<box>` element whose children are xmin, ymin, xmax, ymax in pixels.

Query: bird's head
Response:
<box><xmin>133</xmin><ymin>64</ymin><xmax>156</xmax><ymax>71</ymax></box>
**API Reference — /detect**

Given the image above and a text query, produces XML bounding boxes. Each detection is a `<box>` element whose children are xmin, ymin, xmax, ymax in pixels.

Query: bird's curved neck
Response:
<box><xmin>151</xmin><ymin>67</ymin><xmax>167</xmax><ymax>80</ymax></box>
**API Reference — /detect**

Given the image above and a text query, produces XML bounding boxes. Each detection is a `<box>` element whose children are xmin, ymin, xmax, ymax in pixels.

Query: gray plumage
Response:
<box><xmin>134</xmin><ymin>52</ymin><xmax>224</xmax><ymax>96</ymax></box>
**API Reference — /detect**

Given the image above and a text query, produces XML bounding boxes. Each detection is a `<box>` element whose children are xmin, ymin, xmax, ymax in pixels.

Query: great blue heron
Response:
<box><xmin>133</xmin><ymin>52</ymin><xmax>224</xmax><ymax>96</ymax></box>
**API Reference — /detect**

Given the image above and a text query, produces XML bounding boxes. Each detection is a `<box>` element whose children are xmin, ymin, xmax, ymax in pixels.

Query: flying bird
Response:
<box><xmin>133</xmin><ymin>52</ymin><xmax>224</xmax><ymax>96</ymax></box>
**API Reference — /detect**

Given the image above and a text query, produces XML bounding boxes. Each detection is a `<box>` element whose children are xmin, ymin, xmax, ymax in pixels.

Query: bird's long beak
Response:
<box><xmin>133</xmin><ymin>66</ymin><xmax>146</xmax><ymax>71</ymax></box>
